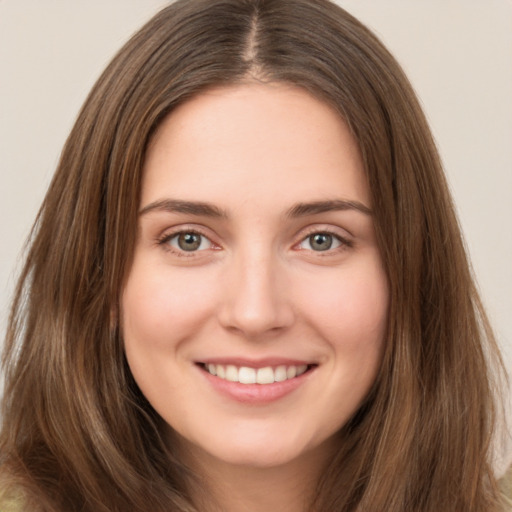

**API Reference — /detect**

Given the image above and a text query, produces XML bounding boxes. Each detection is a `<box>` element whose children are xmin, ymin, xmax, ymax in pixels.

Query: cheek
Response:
<box><xmin>299</xmin><ymin>258</ymin><xmax>388</xmax><ymax>423</ymax></box>
<box><xmin>296</xmin><ymin>255</ymin><xmax>389</xmax><ymax>355</ymax></box>
<box><xmin>274</xmin><ymin>257</ymin><xmax>389</xmax><ymax>443</ymax></box>
<box><xmin>121</xmin><ymin>261</ymin><xmax>218</xmax><ymax>351</ymax></box>
<box><xmin>121</xmin><ymin>261</ymin><xmax>220</xmax><ymax>404</ymax></box>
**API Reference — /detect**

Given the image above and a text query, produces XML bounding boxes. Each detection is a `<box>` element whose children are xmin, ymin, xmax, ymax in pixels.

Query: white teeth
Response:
<box><xmin>296</xmin><ymin>364</ymin><xmax>307</xmax><ymax>376</ymax></box>
<box><xmin>225</xmin><ymin>365</ymin><xmax>238</xmax><ymax>382</ymax></box>
<box><xmin>238</xmin><ymin>366</ymin><xmax>256</xmax><ymax>384</ymax></box>
<box><xmin>204</xmin><ymin>363</ymin><xmax>310</xmax><ymax>384</ymax></box>
<box><xmin>256</xmin><ymin>366</ymin><xmax>275</xmax><ymax>384</ymax></box>
<box><xmin>274</xmin><ymin>365</ymin><xmax>288</xmax><ymax>382</ymax></box>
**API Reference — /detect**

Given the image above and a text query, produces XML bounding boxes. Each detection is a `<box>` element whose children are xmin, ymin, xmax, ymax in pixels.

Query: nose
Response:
<box><xmin>217</xmin><ymin>248</ymin><xmax>295</xmax><ymax>338</ymax></box>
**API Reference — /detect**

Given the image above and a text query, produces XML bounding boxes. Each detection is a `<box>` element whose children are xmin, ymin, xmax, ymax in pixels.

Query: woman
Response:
<box><xmin>0</xmin><ymin>0</ymin><xmax>510</xmax><ymax>510</ymax></box>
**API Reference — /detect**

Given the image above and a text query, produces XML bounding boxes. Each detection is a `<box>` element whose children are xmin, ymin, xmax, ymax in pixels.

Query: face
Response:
<box><xmin>121</xmin><ymin>83</ymin><xmax>389</xmax><ymax>471</ymax></box>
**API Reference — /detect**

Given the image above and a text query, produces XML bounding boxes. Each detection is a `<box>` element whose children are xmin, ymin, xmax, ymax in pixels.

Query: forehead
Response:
<box><xmin>142</xmin><ymin>83</ymin><xmax>370</xmax><ymax>211</ymax></box>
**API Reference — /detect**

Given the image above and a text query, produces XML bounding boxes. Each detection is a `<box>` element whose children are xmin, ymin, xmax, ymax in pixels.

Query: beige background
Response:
<box><xmin>1</xmin><ymin>0</ymin><xmax>511</xmax><ymax>470</ymax></box>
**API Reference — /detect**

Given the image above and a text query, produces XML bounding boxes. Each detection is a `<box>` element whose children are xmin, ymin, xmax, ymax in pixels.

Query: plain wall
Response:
<box><xmin>1</xmin><ymin>0</ymin><xmax>511</xmax><ymax>469</ymax></box>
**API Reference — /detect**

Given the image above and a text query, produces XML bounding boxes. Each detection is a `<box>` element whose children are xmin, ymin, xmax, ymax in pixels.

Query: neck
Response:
<box><xmin>179</xmin><ymin>441</ymin><xmax>333</xmax><ymax>512</ymax></box>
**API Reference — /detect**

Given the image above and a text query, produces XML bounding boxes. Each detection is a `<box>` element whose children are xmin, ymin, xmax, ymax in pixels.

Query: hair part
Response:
<box><xmin>1</xmin><ymin>0</ymin><xmax>506</xmax><ymax>510</ymax></box>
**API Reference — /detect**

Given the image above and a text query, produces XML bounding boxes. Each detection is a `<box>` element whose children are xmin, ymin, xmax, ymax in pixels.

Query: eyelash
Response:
<box><xmin>156</xmin><ymin>227</ymin><xmax>353</xmax><ymax>256</ymax></box>
<box><xmin>295</xmin><ymin>227</ymin><xmax>353</xmax><ymax>254</ymax></box>
<box><xmin>156</xmin><ymin>228</ymin><xmax>215</xmax><ymax>257</ymax></box>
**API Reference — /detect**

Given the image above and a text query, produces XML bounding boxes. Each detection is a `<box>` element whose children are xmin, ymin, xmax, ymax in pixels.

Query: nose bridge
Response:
<box><xmin>218</xmin><ymin>241</ymin><xmax>293</xmax><ymax>336</ymax></box>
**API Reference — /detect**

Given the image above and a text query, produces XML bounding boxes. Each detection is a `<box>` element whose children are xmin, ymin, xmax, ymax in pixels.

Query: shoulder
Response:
<box><xmin>500</xmin><ymin>464</ymin><xmax>512</xmax><ymax>510</ymax></box>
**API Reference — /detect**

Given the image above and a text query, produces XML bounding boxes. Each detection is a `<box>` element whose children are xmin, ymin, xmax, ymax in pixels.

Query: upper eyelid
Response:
<box><xmin>155</xmin><ymin>223</ymin><xmax>353</xmax><ymax>249</ymax></box>
<box><xmin>157</xmin><ymin>226</ymin><xmax>218</xmax><ymax>252</ymax></box>
<box><xmin>157</xmin><ymin>230</ymin><xmax>218</xmax><ymax>258</ymax></box>
<box><xmin>295</xmin><ymin>223</ymin><xmax>353</xmax><ymax>241</ymax></box>
<box><xmin>292</xmin><ymin>225</ymin><xmax>354</xmax><ymax>253</ymax></box>
<box><xmin>158</xmin><ymin>224</ymin><xmax>217</xmax><ymax>240</ymax></box>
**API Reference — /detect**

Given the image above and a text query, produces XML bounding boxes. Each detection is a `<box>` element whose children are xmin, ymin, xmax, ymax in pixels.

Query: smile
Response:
<box><xmin>201</xmin><ymin>363</ymin><xmax>310</xmax><ymax>384</ymax></box>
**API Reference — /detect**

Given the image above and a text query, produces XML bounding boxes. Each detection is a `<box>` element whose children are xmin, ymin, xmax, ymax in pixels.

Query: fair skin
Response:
<box><xmin>121</xmin><ymin>82</ymin><xmax>389</xmax><ymax>511</ymax></box>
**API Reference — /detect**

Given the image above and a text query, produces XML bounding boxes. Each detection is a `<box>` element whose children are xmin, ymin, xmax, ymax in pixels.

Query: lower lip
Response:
<box><xmin>198</xmin><ymin>365</ymin><xmax>314</xmax><ymax>404</ymax></box>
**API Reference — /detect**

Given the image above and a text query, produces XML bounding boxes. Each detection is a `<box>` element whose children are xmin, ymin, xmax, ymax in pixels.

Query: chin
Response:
<box><xmin>214</xmin><ymin>444</ymin><xmax>302</xmax><ymax>469</ymax></box>
<box><xmin>176</xmin><ymin>423</ymin><xmax>334</xmax><ymax>472</ymax></box>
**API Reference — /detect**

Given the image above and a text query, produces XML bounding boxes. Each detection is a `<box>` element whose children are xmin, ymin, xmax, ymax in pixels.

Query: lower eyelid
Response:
<box><xmin>296</xmin><ymin>231</ymin><xmax>352</xmax><ymax>251</ymax></box>
<box><xmin>157</xmin><ymin>228</ymin><xmax>352</xmax><ymax>254</ymax></box>
<box><xmin>158</xmin><ymin>230</ymin><xmax>214</xmax><ymax>251</ymax></box>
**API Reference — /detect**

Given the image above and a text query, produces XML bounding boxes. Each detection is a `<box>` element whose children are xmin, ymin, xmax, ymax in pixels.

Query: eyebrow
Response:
<box><xmin>139</xmin><ymin>199</ymin><xmax>228</xmax><ymax>218</ymax></box>
<box><xmin>139</xmin><ymin>198</ymin><xmax>372</xmax><ymax>219</ymax></box>
<box><xmin>286</xmin><ymin>199</ymin><xmax>372</xmax><ymax>217</ymax></box>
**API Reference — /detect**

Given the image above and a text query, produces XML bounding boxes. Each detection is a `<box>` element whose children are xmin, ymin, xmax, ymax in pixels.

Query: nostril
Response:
<box><xmin>216</xmin><ymin>261</ymin><xmax>295</xmax><ymax>336</ymax></box>
<box><xmin>217</xmin><ymin>297</ymin><xmax>295</xmax><ymax>337</ymax></box>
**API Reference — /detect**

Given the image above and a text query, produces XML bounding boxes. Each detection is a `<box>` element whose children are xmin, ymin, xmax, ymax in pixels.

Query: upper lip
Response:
<box><xmin>197</xmin><ymin>357</ymin><xmax>316</xmax><ymax>369</ymax></box>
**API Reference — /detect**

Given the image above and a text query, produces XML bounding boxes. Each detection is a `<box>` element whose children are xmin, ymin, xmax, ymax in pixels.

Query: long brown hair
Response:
<box><xmin>0</xmin><ymin>0</ymin><xmax>506</xmax><ymax>510</ymax></box>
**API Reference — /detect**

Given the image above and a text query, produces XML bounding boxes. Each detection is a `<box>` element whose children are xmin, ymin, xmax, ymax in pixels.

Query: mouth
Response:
<box><xmin>196</xmin><ymin>360</ymin><xmax>317</xmax><ymax>404</ymax></box>
<box><xmin>198</xmin><ymin>362</ymin><xmax>315</xmax><ymax>385</ymax></box>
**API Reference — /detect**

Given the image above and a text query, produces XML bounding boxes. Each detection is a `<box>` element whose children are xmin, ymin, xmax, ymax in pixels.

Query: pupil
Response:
<box><xmin>178</xmin><ymin>233</ymin><xmax>201</xmax><ymax>251</ymax></box>
<box><xmin>311</xmin><ymin>233</ymin><xmax>332</xmax><ymax>251</ymax></box>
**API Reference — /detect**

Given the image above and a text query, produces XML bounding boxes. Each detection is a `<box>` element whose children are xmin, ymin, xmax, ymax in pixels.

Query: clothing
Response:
<box><xmin>1</xmin><ymin>467</ymin><xmax>511</xmax><ymax>511</ymax></box>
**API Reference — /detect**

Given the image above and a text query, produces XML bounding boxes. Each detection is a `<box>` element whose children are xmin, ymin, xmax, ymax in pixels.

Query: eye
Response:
<box><xmin>298</xmin><ymin>232</ymin><xmax>344</xmax><ymax>252</ymax></box>
<box><xmin>166</xmin><ymin>231</ymin><xmax>213</xmax><ymax>252</ymax></box>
